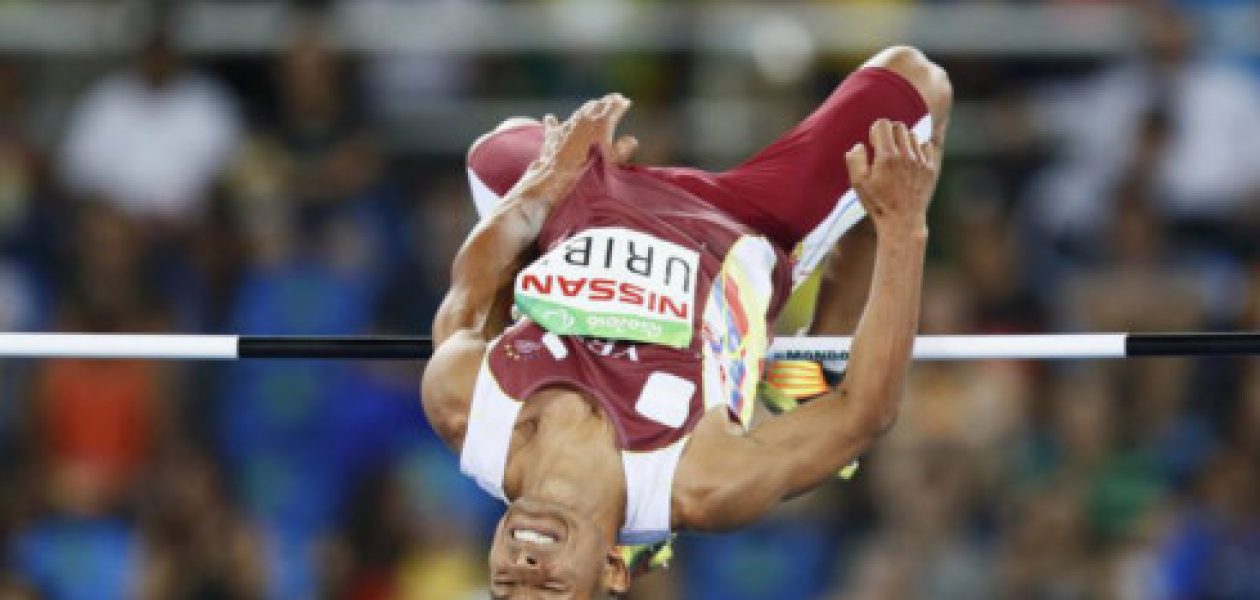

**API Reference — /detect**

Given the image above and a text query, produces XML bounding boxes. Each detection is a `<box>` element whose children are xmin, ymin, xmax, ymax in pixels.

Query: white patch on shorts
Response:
<box><xmin>635</xmin><ymin>372</ymin><xmax>695</xmax><ymax>429</ymax></box>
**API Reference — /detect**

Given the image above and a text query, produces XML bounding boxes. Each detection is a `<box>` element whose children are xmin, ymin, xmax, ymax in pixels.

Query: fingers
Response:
<box><xmin>845</xmin><ymin>142</ymin><xmax>869</xmax><ymax>187</ymax></box>
<box><xmin>535</xmin><ymin>94</ymin><xmax>635</xmax><ymax>178</ymax></box>
<box><xmin>602</xmin><ymin>93</ymin><xmax>635</xmax><ymax>163</ymax></box>
<box><xmin>605</xmin><ymin>93</ymin><xmax>631</xmax><ymax>129</ymax></box>
<box><xmin>527</xmin><ymin>113</ymin><xmax>560</xmax><ymax>172</ymax></box>
<box><xmin>546</xmin><ymin>98</ymin><xmax>609</xmax><ymax>168</ymax></box>
<box><xmin>920</xmin><ymin>139</ymin><xmax>939</xmax><ymax>169</ymax></box>
<box><xmin>894</xmin><ymin>121</ymin><xmax>917</xmax><ymax>161</ymax></box>
<box><xmin>870</xmin><ymin>119</ymin><xmax>896</xmax><ymax>160</ymax></box>
<box><xmin>541</xmin><ymin>113</ymin><xmax>561</xmax><ymax>156</ymax></box>
<box><xmin>563</xmin><ymin>104</ymin><xmax>603</xmax><ymax>149</ymax></box>
<box><xmin>869</xmin><ymin>118</ymin><xmax>936</xmax><ymax>167</ymax></box>
<box><xmin>613</xmin><ymin>135</ymin><xmax>640</xmax><ymax>163</ymax></box>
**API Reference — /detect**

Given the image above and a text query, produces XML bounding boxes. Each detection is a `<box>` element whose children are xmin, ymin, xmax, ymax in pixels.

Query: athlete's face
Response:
<box><xmin>488</xmin><ymin>496</ymin><xmax>628</xmax><ymax>599</ymax></box>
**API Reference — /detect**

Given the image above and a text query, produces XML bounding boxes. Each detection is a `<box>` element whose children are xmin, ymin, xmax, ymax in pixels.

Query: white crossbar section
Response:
<box><xmin>0</xmin><ymin>333</ymin><xmax>1129</xmax><ymax>361</ymax></box>
<box><xmin>0</xmin><ymin>334</ymin><xmax>239</xmax><ymax>359</ymax></box>
<box><xmin>767</xmin><ymin>334</ymin><xmax>1126</xmax><ymax>361</ymax></box>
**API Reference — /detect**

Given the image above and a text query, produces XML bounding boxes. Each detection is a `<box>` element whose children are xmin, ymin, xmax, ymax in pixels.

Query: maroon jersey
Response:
<box><xmin>490</xmin><ymin>152</ymin><xmax>792</xmax><ymax>451</ymax></box>
<box><xmin>460</xmin><ymin>67</ymin><xmax>931</xmax><ymax>544</ymax></box>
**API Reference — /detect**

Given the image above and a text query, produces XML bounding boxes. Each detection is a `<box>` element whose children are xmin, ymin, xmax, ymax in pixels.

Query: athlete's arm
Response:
<box><xmin>421</xmin><ymin>96</ymin><xmax>629</xmax><ymax>448</ymax></box>
<box><xmin>433</xmin><ymin>101</ymin><xmax>621</xmax><ymax>346</ymax></box>
<box><xmin>675</xmin><ymin>119</ymin><xmax>939</xmax><ymax>531</ymax></box>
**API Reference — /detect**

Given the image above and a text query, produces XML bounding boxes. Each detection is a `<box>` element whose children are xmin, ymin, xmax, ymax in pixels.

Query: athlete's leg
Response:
<box><xmin>808</xmin><ymin>219</ymin><xmax>878</xmax><ymax>335</ymax></box>
<box><xmin>466</xmin><ymin>117</ymin><xmax>544</xmax><ymax>219</ymax></box>
<box><xmin>866</xmin><ymin>46</ymin><xmax>952</xmax><ymax>149</ymax></box>
<box><xmin>747</xmin><ymin>46</ymin><xmax>951</xmax><ymax>413</ymax></box>
<box><xmin>646</xmin><ymin>47</ymin><xmax>938</xmax><ymax>293</ymax></box>
<box><xmin>811</xmin><ymin>46</ymin><xmax>952</xmax><ymax>336</ymax></box>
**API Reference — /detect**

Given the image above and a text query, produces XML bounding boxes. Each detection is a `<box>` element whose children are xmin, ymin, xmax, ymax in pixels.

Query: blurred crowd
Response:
<box><xmin>1</xmin><ymin>1</ymin><xmax>1260</xmax><ymax>599</ymax></box>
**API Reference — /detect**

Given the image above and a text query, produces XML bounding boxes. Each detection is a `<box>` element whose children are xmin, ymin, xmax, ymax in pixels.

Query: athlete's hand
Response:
<box><xmin>599</xmin><ymin>93</ymin><xmax>639</xmax><ymax>164</ymax></box>
<box><xmin>513</xmin><ymin>95</ymin><xmax>621</xmax><ymax>204</ymax></box>
<box><xmin>845</xmin><ymin>119</ymin><xmax>939</xmax><ymax>237</ymax></box>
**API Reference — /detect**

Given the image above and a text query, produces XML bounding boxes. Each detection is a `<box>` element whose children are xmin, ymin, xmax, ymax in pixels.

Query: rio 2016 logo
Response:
<box><xmin>540</xmin><ymin>308</ymin><xmax>576</xmax><ymax>330</ymax></box>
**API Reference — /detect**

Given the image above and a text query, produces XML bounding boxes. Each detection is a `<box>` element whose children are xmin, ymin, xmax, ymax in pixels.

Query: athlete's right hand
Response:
<box><xmin>512</xmin><ymin>94</ymin><xmax>626</xmax><ymax>206</ymax></box>
<box><xmin>845</xmin><ymin>119</ymin><xmax>939</xmax><ymax>236</ymax></box>
<box><xmin>599</xmin><ymin>93</ymin><xmax>639</xmax><ymax>164</ymax></box>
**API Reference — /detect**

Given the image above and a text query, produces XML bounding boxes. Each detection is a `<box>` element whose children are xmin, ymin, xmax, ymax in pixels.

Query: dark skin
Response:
<box><xmin>423</xmin><ymin>49</ymin><xmax>951</xmax><ymax>599</ymax></box>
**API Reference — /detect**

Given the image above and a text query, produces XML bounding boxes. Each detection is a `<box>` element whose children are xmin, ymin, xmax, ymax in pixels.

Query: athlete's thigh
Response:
<box><xmin>706</xmin><ymin>68</ymin><xmax>933</xmax><ymax>287</ymax></box>
<box><xmin>465</xmin><ymin>118</ymin><xmax>545</xmax><ymax>219</ymax></box>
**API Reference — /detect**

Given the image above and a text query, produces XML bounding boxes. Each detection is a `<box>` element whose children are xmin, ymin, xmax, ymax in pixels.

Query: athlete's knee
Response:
<box><xmin>466</xmin><ymin>116</ymin><xmax>543</xmax><ymax>162</ymax></box>
<box><xmin>863</xmin><ymin>45</ymin><xmax>953</xmax><ymax>126</ymax></box>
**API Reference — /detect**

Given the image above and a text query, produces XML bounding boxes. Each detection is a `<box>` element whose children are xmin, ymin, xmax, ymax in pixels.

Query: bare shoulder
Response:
<box><xmin>420</xmin><ymin>330</ymin><xmax>488</xmax><ymax>453</ymax></box>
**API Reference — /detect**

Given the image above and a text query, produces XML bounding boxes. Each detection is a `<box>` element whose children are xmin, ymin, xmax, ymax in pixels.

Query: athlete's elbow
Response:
<box><xmin>848</xmin><ymin>384</ymin><xmax>904</xmax><ymax>440</ymax></box>
<box><xmin>678</xmin><ymin>471</ymin><xmax>787</xmax><ymax>532</ymax></box>
<box><xmin>871</xmin><ymin>401</ymin><xmax>901</xmax><ymax>436</ymax></box>
<box><xmin>420</xmin><ymin>355</ymin><xmax>470</xmax><ymax>453</ymax></box>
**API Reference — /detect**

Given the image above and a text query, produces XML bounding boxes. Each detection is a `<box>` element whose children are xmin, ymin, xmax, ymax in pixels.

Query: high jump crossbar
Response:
<box><xmin>0</xmin><ymin>332</ymin><xmax>1256</xmax><ymax>361</ymax></box>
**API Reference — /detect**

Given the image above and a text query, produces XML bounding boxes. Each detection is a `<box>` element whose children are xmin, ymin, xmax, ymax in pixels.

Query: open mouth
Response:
<box><xmin>511</xmin><ymin>528</ymin><xmax>559</xmax><ymax>545</ymax></box>
<box><xmin>506</xmin><ymin>499</ymin><xmax>569</xmax><ymax>546</ymax></box>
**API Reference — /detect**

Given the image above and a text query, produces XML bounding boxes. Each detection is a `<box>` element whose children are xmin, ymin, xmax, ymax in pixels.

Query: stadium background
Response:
<box><xmin>1</xmin><ymin>0</ymin><xmax>1259</xmax><ymax>598</ymax></box>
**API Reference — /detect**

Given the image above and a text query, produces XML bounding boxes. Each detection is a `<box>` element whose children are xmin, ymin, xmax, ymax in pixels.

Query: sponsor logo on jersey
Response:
<box><xmin>515</xmin><ymin>227</ymin><xmax>699</xmax><ymax>348</ymax></box>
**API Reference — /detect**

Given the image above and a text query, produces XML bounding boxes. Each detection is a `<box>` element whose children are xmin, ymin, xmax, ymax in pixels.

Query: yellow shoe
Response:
<box><xmin>759</xmin><ymin>360</ymin><xmax>860</xmax><ymax>480</ymax></box>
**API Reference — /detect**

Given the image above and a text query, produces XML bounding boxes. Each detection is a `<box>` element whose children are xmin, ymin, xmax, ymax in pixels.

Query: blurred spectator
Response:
<box><xmin>950</xmin><ymin>197</ymin><xmax>1046</xmax><ymax>332</ymax></box>
<box><xmin>264</xmin><ymin>20</ymin><xmax>380</xmax><ymax>211</ymax></box>
<box><xmin>357</xmin><ymin>0</ymin><xmax>479</xmax><ymax>122</ymax></box>
<box><xmin>1028</xmin><ymin>2</ymin><xmax>1260</xmax><ymax>254</ymax></box>
<box><xmin>59</xmin><ymin>31</ymin><xmax>239</xmax><ymax>226</ymax></box>
<box><xmin>1237</xmin><ymin>362</ymin><xmax>1260</xmax><ymax>457</ymax></box>
<box><xmin>0</xmin><ymin>261</ymin><xmax>35</xmax><ymax>333</ymax></box>
<box><xmin>1159</xmin><ymin>450</ymin><xmax>1260</xmax><ymax>598</ymax></box>
<box><xmin>678</xmin><ymin>495</ymin><xmax>841</xmax><ymax>600</ymax></box>
<box><xmin>31</xmin><ymin>203</ymin><xmax>171</xmax><ymax>512</ymax></box>
<box><xmin>52</xmin><ymin>203</ymin><xmax>170</xmax><ymax>333</ymax></box>
<box><xmin>836</xmin><ymin>444</ymin><xmax>993</xmax><ymax>600</ymax></box>
<box><xmin>327</xmin><ymin>466</ymin><xmax>485</xmax><ymax>600</ymax></box>
<box><xmin>7</xmin><ymin>203</ymin><xmax>170</xmax><ymax>600</ymax></box>
<box><xmin>213</xmin><ymin>25</ymin><xmax>399</xmax><ymax>587</ymax></box>
<box><xmin>1059</xmin><ymin>179</ymin><xmax>1202</xmax><ymax>333</ymax></box>
<box><xmin>412</xmin><ymin>174</ymin><xmax>478</xmax><ymax>292</ymax></box>
<box><xmin>33</xmin><ymin>357</ymin><xmax>164</xmax><ymax>514</ymax></box>
<box><xmin>998</xmin><ymin>484</ymin><xmax>1094</xmax><ymax>599</ymax></box>
<box><xmin>896</xmin><ymin>267</ymin><xmax>1034</xmax><ymax>474</ymax></box>
<box><xmin>0</xmin><ymin>61</ymin><xmax>42</xmax><ymax>251</ymax></box>
<box><xmin>0</xmin><ymin>61</ymin><xmax>43</xmax><ymax>334</ymax></box>
<box><xmin>9</xmin><ymin>515</ymin><xmax>143</xmax><ymax>600</ymax></box>
<box><xmin>136</xmin><ymin>446</ymin><xmax>266</xmax><ymax>600</ymax></box>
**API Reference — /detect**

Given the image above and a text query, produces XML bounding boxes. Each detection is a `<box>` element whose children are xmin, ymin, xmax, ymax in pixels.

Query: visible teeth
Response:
<box><xmin>512</xmin><ymin>529</ymin><xmax>557</xmax><ymax>544</ymax></box>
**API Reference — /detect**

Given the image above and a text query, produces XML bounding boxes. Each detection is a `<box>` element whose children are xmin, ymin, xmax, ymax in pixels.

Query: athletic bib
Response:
<box><xmin>515</xmin><ymin>227</ymin><xmax>700</xmax><ymax>348</ymax></box>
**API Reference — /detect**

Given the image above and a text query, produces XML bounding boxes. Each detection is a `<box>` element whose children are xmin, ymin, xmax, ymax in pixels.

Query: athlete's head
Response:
<box><xmin>488</xmin><ymin>496</ymin><xmax>630</xmax><ymax>599</ymax></box>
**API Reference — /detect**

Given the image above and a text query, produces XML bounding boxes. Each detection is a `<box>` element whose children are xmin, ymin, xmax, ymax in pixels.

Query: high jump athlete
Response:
<box><xmin>422</xmin><ymin>46</ymin><xmax>951</xmax><ymax>598</ymax></box>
